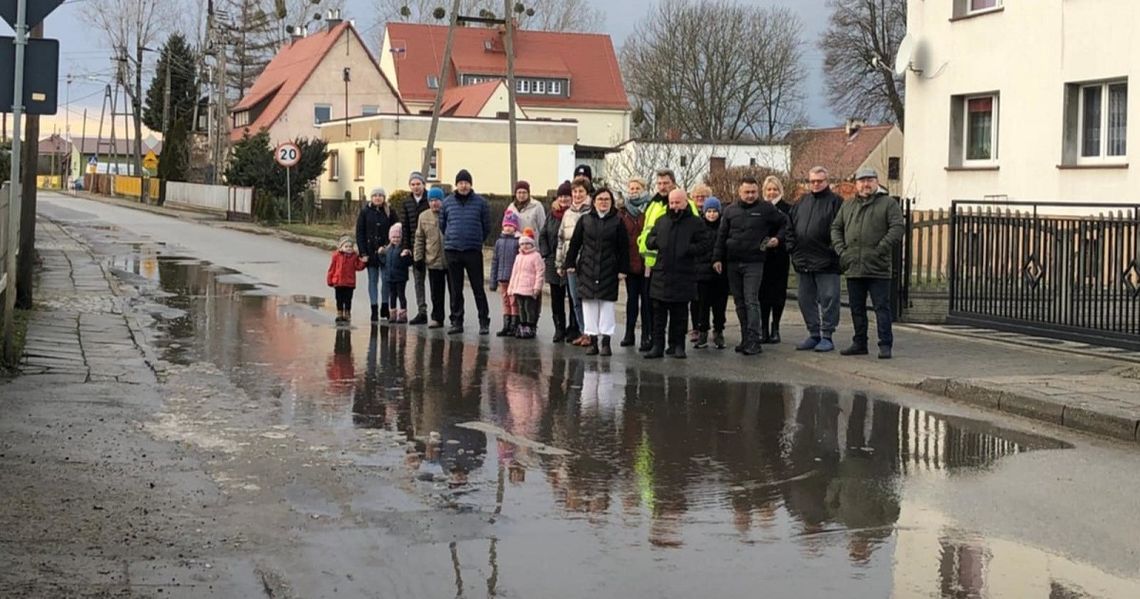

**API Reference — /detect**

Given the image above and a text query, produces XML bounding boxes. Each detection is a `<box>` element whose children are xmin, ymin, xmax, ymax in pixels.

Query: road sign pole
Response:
<box><xmin>3</xmin><ymin>0</ymin><xmax>26</xmax><ymax>361</ymax></box>
<box><xmin>286</xmin><ymin>166</ymin><xmax>291</xmax><ymax>224</ymax></box>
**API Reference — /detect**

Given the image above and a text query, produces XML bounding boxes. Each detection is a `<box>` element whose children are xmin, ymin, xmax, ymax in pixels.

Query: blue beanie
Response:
<box><xmin>428</xmin><ymin>187</ymin><xmax>445</xmax><ymax>200</ymax></box>
<box><xmin>703</xmin><ymin>197</ymin><xmax>722</xmax><ymax>214</ymax></box>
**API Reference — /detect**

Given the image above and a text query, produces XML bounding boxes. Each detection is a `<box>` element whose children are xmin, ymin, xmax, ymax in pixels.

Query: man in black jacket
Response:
<box><xmin>644</xmin><ymin>189</ymin><xmax>709</xmax><ymax>359</ymax></box>
<box><xmin>401</xmin><ymin>172</ymin><xmax>432</xmax><ymax>325</ymax></box>
<box><xmin>713</xmin><ymin>176</ymin><xmax>789</xmax><ymax>355</ymax></box>
<box><xmin>787</xmin><ymin>166</ymin><xmax>844</xmax><ymax>353</ymax></box>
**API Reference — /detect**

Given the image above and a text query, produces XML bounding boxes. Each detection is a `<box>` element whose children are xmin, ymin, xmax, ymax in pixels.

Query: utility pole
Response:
<box><xmin>503</xmin><ymin>0</ymin><xmax>518</xmax><ymax>190</ymax></box>
<box><xmin>135</xmin><ymin>42</ymin><xmax>147</xmax><ymax>204</ymax></box>
<box><xmin>162</xmin><ymin>55</ymin><xmax>172</xmax><ymax>143</ymax></box>
<box><xmin>3</xmin><ymin>0</ymin><xmax>27</xmax><ymax>361</ymax></box>
<box><xmin>17</xmin><ymin>22</ymin><xmax>43</xmax><ymax>308</ymax></box>
<box><xmin>421</xmin><ymin>0</ymin><xmax>461</xmax><ymax>180</ymax></box>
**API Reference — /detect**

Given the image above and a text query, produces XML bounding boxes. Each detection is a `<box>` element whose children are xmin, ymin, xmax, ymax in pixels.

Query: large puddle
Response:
<box><xmin>103</xmin><ymin>248</ymin><xmax>1140</xmax><ymax>598</ymax></box>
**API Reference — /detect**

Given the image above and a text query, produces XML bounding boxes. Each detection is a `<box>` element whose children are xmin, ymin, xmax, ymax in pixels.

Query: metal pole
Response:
<box><xmin>3</xmin><ymin>0</ymin><xmax>27</xmax><ymax>361</ymax></box>
<box><xmin>503</xmin><ymin>0</ymin><xmax>518</xmax><ymax>190</ymax></box>
<box><xmin>285</xmin><ymin>166</ymin><xmax>291</xmax><ymax>223</ymax></box>
<box><xmin>421</xmin><ymin>0</ymin><xmax>461</xmax><ymax>180</ymax></box>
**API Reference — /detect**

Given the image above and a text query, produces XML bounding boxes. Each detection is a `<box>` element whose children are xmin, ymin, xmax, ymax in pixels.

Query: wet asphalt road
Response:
<box><xmin>30</xmin><ymin>193</ymin><xmax>1140</xmax><ymax>598</ymax></box>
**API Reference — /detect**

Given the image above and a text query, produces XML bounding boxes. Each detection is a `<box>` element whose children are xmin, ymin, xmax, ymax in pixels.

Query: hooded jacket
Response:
<box><xmin>646</xmin><ymin>208</ymin><xmax>709</xmax><ymax>303</ymax></box>
<box><xmin>327</xmin><ymin>250</ymin><xmax>367</xmax><ymax>287</ymax></box>
<box><xmin>831</xmin><ymin>191</ymin><xmax>905</xmax><ymax>279</ymax></box>
<box><xmin>505</xmin><ymin>199</ymin><xmax>547</xmax><ymax>237</ymax></box>
<box><xmin>490</xmin><ymin>232</ymin><xmax>521</xmax><ymax>284</ymax></box>
<box><xmin>787</xmin><ymin>187</ymin><xmax>844</xmax><ymax>273</ymax></box>
<box><xmin>413</xmin><ymin>209</ymin><xmax>447</xmax><ymax>270</ymax></box>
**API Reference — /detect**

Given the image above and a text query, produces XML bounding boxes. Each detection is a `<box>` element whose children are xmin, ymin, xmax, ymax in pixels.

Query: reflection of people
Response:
<box><xmin>352</xmin><ymin>325</ymin><xmax>385</xmax><ymax>427</ymax></box>
<box><xmin>326</xmin><ymin>328</ymin><xmax>354</xmax><ymax>395</ymax></box>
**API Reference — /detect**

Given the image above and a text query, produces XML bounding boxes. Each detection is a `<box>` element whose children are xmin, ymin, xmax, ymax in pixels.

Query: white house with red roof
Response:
<box><xmin>379</xmin><ymin>22</ymin><xmax>632</xmax><ymax>157</ymax></box>
<box><xmin>229</xmin><ymin>18</ymin><xmax>405</xmax><ymax>144</ymax></box>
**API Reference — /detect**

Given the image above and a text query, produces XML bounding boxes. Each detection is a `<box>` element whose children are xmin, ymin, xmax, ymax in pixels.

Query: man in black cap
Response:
<box><xmin>439</xmin><ymin>169</ymin><xmax>493</xmax><ymax>334</ymax></box>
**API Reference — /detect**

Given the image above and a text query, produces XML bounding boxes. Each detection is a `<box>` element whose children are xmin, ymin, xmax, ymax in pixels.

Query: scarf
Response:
<box><xmin>625</xmin><ymin>192</ymin><xmax>651</xmax><ymax>218</ymax></box>
<box><xmin>552</xmin><ymin>205</ymin><xmax>566</xmax><ymax>219</ymax></box>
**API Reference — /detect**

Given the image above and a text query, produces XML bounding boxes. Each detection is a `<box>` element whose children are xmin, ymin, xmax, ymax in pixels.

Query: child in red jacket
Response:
<box><xmin>327</xmin><ymin>235</ymin><xmax>367</xmax><ymax>322</ymax></box>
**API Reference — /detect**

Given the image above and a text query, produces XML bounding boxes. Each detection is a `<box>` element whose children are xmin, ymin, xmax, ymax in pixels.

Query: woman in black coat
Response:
<box><xmin>562</xmin><ymin>187</ymin><xmax>629</xmax><ymax>356</ymax></box>
<box><xmin>644</xmin><ymin>189</ymin><xmax>710</xmax><ymax>359</ymax></box>
<box><xmin>759</xmin><ymin>176</ymin><xmax>793</xmax><ymax>343</ymax></box>
<box><xmin>539</xmin><ymin>183</ymin><xmax>577</xmax><ymax>342</ymax></box>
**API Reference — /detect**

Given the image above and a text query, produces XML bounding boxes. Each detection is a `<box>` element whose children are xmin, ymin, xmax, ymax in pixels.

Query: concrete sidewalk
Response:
<box><xmin>46</xmin><ymin>189</ymin><xmax>1140</xmax><ymax>445</ymax></box>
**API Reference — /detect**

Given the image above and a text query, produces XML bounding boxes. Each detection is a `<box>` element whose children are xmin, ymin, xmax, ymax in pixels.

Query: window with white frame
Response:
<box><xmin>534</xmin><ymin>80</ymin><xmax>546</xmax><ymax>94</ymax></box>
<box><xmin>969</xmin><ymin>0</ymin><xmax>1001</xmax><ymax>13</ymax></box>
<box><xmin>314</xmin><ymin>104</ymin><xmax>332</xmax><ymax>124</ymax></box>
<box><xmin>964</xmin><ymin>95</ymin><xmax>998</xmax><ymax>164</ymax></box>
<box><xmin>952</xmin><ymin>0</ymin><xmax>1002</xmax><ymax>19</ymax></box>
<box><xmin>549</xmin><ymin>80</ymin><xmax>563</xmax><ymax>95</ymax></box>
<box><xmin>361</xmin><ymin>105</ymin><xmax>379</xmax><ymax>116</ymax></box>
<box><xmin>1079</xmin><ymin>81</ymin><xmax>1128</xmax><ymax>161</ymax></box>
<box><xmin>517</xmin><ymin>79</ymin><xmax>531</xmax><ymax>93</ymax></box>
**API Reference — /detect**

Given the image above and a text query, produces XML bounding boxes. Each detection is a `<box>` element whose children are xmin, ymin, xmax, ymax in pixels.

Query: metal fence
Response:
<box><xmin>948</xmin><ymin>201</ymin><xmax>1140</xmax><ymax>350</ymax></box>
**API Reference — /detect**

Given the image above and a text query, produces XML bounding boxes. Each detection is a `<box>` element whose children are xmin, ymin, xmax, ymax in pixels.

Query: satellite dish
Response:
<box><xmin>895</xmin><ymin>34</ymin><xmax>917</xmax><ymax>77</ymax></box>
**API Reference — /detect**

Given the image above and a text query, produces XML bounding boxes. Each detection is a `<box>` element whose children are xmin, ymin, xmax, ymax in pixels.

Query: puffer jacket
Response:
<box><xmin>505</xmin><ymin>200</ymin><xmax>547</xmax><ymax>238</ymax></box>
<box><xmin>355</xmin><ymin>202</ymin><xmax>398</xmax><ymax>259</ymax></box>
<box><xmin>646</xmin><ymin>209</ymin><xmax>709</xmax><ymax>303</ymax></box>
<box><xmin>400</xmin><ymin>194</ymin><xmax>431</xmax><ymax>251</ymax></box>
<box><xmin>507</xmin><ymin>248</ymin><xmax>546</xmax><ymax>298</ymax></box>
<box><xmin>787</xmin><ymin>187</ymin><xmax>843</xmax><ymax>274</ymax></box>
<box><xmin>695</xmin><ymin>217</ymin><xmax>724</xmax><ymax>282</ymax></box>
<box><xmin>439</xmin><ymin>190</ymin><xmax>492</xmax><ymax>252</ymax></box>
<box><xmin>413</xmin><ymin>209</ymin><xmax>447</xmax><ymax>270</ymax></box>
<box><xmin>539</xmin><ymin>209</ymin><xmax>564</xmax><ymax>285</ymax></box>
<box><xmin>618</xmin><ymin>208</ymin><xmax>646</xmax><ymax>276</ymax></box>
<box><xmin>831</xmin><ymin>191</ymin><xmax>905</xmax><ymax>279</ymax></box>
<box><xmin>326</xmin><ymin>250</ymin><xmax>366</xmax><ymax>288</ymax></box>
<box><xmin>380</xmin><ymin>244</ymin><xmax>413</xmax><ymax>284</ymax></box>
<box><xmin>490</xmin><ymin>233</ymin><xmax>520</xmax><ymax>284</ymax></box>
<box><xmin>563</xmin><ymin>209</ymin><xmax>629</xmax><ymax>301</ymax></box>
<box><xmin>555</xmin><ymin>202</ymin><xmax>591</xmax><ymax>273</ymax></box>
<box><xmin>713</xmin><ymin>199</ymin><xmax>789</xmax><ymax>264</ymax></box>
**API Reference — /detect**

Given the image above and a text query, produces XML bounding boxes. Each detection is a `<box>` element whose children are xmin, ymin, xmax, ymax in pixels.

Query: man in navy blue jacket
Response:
<box><xmin>439</xmin><ymin>169</ymin><xmax>493</xmax><ymax>334</ymax></box>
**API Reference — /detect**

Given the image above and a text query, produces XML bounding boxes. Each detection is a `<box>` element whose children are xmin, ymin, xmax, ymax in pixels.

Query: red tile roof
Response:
<box><xmin>230</xmin><ymin>22</ymin><xmax>405</xmax><ymax>141</ymax></box>
<box><xmin>385</xmin><ymin>22</ymin><xmax>629</xmax><ymax>111</ymax></box>
<box><xmin>439</xmin><ymin>80</ymin><xmax>502</xmax><ymax>117</ymax></box>
<box><xmin>787</xmin><ymin>124</ymin><xmax>894</xmax><ymax>181</ymax></box>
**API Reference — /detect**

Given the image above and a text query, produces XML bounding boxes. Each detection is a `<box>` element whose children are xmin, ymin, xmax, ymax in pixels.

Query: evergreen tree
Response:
<box><xmin>143</xmin><ymin>33</ymin><xmax>199</xmax><ymax>133</ymax></box>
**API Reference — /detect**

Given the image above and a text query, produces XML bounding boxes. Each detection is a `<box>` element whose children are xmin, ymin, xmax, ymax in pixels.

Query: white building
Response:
<box><xmin>902</xmin><ymin>0</ymin><xmax>1137</xmax><ymax>210</ymax></box>
<box><xmin>606</xmin><ymin>140</ymin><xmax>790</xmax><ymax>191</ymax></box>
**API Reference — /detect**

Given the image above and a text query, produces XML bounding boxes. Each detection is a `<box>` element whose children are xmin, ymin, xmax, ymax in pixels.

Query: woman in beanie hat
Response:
<box><xmin>507</xmin><ymin>227</ymin><xmax>545</xmax><ymax>339</ymax></box>
<box><xmin>490</xmin><ymin>211</ymin><xmax>522</xmax><ymax>336</ymax></box>
<box><xmin>380</xmin><ymin>222</ymin><xmax>414</xmax><ymax>322</ymax></box>
<box><xmin>356</xmin><ymin>187</ymin><xmax>398</xmax><ymax>322</ymax></box>
<box><xmin>504</xmin><ymin>179</ymin><xmax>546</xmax><ymax>235</ymax></box>
<box><xmin>539</xmin><ymin>181</ymin><xmax>577</xmax><ymax>342</ymax></box>
<box><xmin>693</xmin><ymin>197</ymin><xmax>729</xmax><ymax>349</ymax></box>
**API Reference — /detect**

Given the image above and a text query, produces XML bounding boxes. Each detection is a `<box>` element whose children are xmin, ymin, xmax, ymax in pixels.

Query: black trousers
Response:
<box><xmin>694</xmin><ymin>278</ymin><xmax>729</xmax><ymax>332</ymax></box>
<box><xmin>428</xmin><ymin>268</ymin><xmax>449</xmax><ymax>323</ymax></box>
<box><xmin>388</xmin><ymin>280</ymin><xmax>408</xmax><ymax>310</ymax></box>
<box><xmin>847</xmin><ymin>277</ymin><xmax>894</xmax><ymax>348</ymax></box>
<box><xmin>652</xmin><ymin>299</ymin><xmax>688</xmax><ymax>350</ymax></box>
<box><xmin>624</xmin><ymin>275</ymin><xmax>651</xmax><ymax>341</ymax></box>
<box><xmin>445</xmin><ymin>249</ymin><xmax>490</xmax><ymax>325</ymax></box>
<box><xmin>516</xmin><ymin>295</ymin><xmax>540</xmax><ymax>326</ymax></box>
<box><xmin>550</xmin><ymin>281</ymin><xmax>577</xmax><ymax>332</ymax></box>
<box><xmin>334</xmin><ymin>286</ymin><xmax>354</xmax><ymax>312</ymax></box>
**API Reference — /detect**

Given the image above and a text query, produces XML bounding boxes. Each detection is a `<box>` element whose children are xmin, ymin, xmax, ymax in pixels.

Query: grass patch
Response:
<box><xmin>276</xmin><ymin>223</ymin><xmax>351</xmax><ymax>241</ymax></box>
<box><xmin>1</xmin><ymin>308</ymin><xmax>31</xmax><ymax>374</ymax></box>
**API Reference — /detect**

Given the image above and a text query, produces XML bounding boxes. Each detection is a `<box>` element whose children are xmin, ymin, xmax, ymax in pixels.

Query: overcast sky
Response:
<box><xmin>7</xmin><ymin>0</ymin><xmax>838</xmax><ymax>137</ymax></box>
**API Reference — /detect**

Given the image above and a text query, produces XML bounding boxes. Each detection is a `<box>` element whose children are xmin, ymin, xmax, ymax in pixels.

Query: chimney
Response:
<box><xmin>845</xmin><ymin>118</ymin><xmax>866</xmax><ymax>137</ymax></box>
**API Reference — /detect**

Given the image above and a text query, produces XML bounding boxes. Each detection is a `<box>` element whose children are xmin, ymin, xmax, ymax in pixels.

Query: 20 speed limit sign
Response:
<box><xmin>275</xmin><ymin>143</ymin><xmax>301</xmax><ymax>167</ymax></box>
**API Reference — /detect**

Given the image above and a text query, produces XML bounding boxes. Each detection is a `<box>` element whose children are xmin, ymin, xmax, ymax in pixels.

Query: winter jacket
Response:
<box><xmin>787</xmin><ymin>187</ymin><xmax>843</xmax><ymax>274</ymax></box>
<box><xmin>507</xmin><ymin>249</ymin><xmax>546</xmax><ymax>298</ymax></box>
<box><xmin>380</xmin><ymin>244</ymin><xmax>413</xmax><ymax>284</ymax></box>
<box><xmin>326</xmin><ymin>250</ymin><xmax>366</xmax><ymax>288</ymax></box>
<box><xmin>555</xmin><ymin>202</ymin><xmax>591</xmax><ymax>274</ymax></box>
<box><xmin>646</xmin><ymin>209</ymin><xmax>709</xmax><ymax>303</ymax></box>
<box><xmin>695</xmin><ymin>217</ymin><xmax>725</xmax><ymax>282</ymax></box>
<box><xmin>505</xmin><ymin>200</ymin><xmax>547</xmax><ymax>238</ymax></box>
<box><xmin>439</xmin><ymin>190</ymin><xmax>492</xmax><ymax>252</ymax></box>
<box><xmin>713</xmin><ymin>199</ymin><xmax>789</xmax><ymax>264</ymax></box>
<box><xmin>413</xmin><ymin>209</ymin><xmax>447</xmax><ymax>270</ymax></box>
<box><xmin>618</xmin><ymin>208</ymin><xmax>646</xmax><ymax>276</ymax></box>
<box><xmin>637</xmin><ymin>193</ymin><xmax>698</xmax><ymax>268</ymax></box>
<box><xmin>760</xmin><ymin>200</ymin><xmax>793</xmax><ymax>305</ymax></box>
<box><xmin>490</xmin><ymin>233</ymin><xmax>521</xmax><ymax>285</ymax></box>
<box><xmin>563</xmin><ymin>209</ymin><xmax>629</xmax><ymax>301</ymax></box>
<box><xmin>356</xmin><ymin>202</ymin><xmax>398</xmax><ymax>259</ymax></box>
<box><xmin>539</xmin><ymin>209</ymin><xmax>564</xmax><ymax>285</ymax></box>
<box><xmin>831</xmin><ymin>191</ymin><xmax>905</xmax><ymax>279</ymax></box>
<box><xmin>400</xmin><ymin>193</ymin><xmax>431</xmax><ymax>252</ymax></box>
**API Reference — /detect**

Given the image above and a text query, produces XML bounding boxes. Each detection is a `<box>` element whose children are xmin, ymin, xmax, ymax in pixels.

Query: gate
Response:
<box><xmin>948</xmin><ymin>201</ymin><xmax>1140</xmax><ymax>350</ymax></box>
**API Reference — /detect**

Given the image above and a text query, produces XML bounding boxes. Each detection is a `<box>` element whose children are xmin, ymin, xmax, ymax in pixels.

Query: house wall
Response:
<box><xmin>859</xmin><ymin>126</ymin><xmax>905</xmax><ymax>192</ymax></box>
<box><xmin>265</xmin><ymin>29</ymin><xmax>402</xmax><ymax>145</ymax></box>
<box><xmin>400</xmin><ymin>101</ymin><xmax>629</xmax><ymax>150</ymax></box>
<box><xmin>903</xmin><ymin>0</ymin><xmax>1139</xmax><ymax>212</ymax></box>
<box><xmin>318</xmin><ymin>115</ymin><xmax>577</xmax><ymax>198</ymax></box>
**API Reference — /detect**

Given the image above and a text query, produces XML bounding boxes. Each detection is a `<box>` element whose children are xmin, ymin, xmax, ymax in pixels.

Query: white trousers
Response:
<box><xmin>581</xmin><ymin>299</ymin><xmax>616</xmax><ymax>336</ymax></box>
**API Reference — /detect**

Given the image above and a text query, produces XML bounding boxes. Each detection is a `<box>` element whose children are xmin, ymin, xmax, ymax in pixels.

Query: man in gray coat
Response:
<box><xmin>830</xmin><ymin>168</ymin><xmax>905</xmax><ymax>359</ymax></box>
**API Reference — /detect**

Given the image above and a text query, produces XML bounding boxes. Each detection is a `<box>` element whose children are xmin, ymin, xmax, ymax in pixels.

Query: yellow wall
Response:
<box><xmin>112</xmin><ymin>176</ymin><xmax>161</xmax><ymax>199</ymax></box>
<box><xmin>404</xmin><ymin>100</ymin><xmax>631</xmax><ymax>149</ymax></box>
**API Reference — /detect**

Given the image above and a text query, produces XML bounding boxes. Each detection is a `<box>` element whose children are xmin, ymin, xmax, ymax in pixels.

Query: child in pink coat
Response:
<box><xmin>507</xmin><ymin>228</ymin><xmax>546</xmax><ymax>339</ymax></box>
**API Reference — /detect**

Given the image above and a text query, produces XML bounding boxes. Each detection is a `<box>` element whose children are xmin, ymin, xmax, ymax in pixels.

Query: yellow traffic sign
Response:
<box><xmin>143</xmin><ymin>151</ymin><xmax>158</xmax><ymax>171</ymax></box>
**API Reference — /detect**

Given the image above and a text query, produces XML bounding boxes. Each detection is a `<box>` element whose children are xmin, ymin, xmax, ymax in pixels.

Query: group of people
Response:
<box><xmin>327</xmin><ymin>163</ymin><xmax>905</xmax><ymax>360</ymax></box>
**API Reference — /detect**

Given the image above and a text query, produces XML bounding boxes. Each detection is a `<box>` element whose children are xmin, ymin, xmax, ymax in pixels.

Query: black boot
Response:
<box><xmin>585</xmin><ymin>335</ymin><xmax>600</xmax><ymax>356</ymax></box>
<box><xmin>759</xmin><ymin>320</ymin><xmax>771</xmax><ymax>344</ymax></box>
<box><xmin>497</xmin><ymin>315</ymin><xmax>514</xmax><ymax>337</ymax></box>
<box><xmin>370</xmin><ymin>304</ymin><xmax>379</xmax><ymax>323</ymax></box>
<box><xmin>769</xmin><ymin>306</ymin><xmax>783</xmax><ymax>344</ymax></box>
<box><xmin>552</xmin><ymin>313</ymin><xmax>566</xmax><ymax>343</ymax></box>
<box><xmin>380</xmin><ymin>303</ymin><xmax>390</xmax><ymax>321</ymax></box>
<box><xmin>672</xmin><ymin>343</ymin><xmax>687</xmax><ymax>359</ymax></box>
<box><xmin>713</xmin><ymin>330</ymin><xmax>725</xmax><ymax>349</ymax></box>
<box><xmin>643</xmin><ymin>344</ymin><xmax>664</xmax><ymax>359</ymax></box>
<box><xmin>599</xmin><ymin>335</ymin><xmax>612</xmax><ymax>356</ymax></box>
<box><xmin>620</xmin><ymin>327</ymin><xmax>636</xmax><ymax>347</ymax></box>
<box><xmin>638</xmin><ymin>336</ymin><xmax>652</xmax><ymax>353</ymax></box>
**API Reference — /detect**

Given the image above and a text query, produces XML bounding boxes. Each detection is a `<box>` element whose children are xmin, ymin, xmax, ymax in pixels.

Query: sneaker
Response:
<box><xmin>814</xmin><ymin>338</ymin><xmax>835</xmax><ymax>353</ymax></box>
<box><xmin>796</xmin><ymin>336</ymin><xmax>821</xmax><ymax>351</ymax></box>
<box><xmin>694</xmin><ymin>332</ymin><xmax>708</xmax><ymax>349</ymax></box>
<box><xmin>713</xmin><ymin>331</ymin><xmax>725</xmax><ymax>349</ymax></box>
<box><xmin>840</xmin><ymin>344</ymin><xmax>869</xmax><ymax>356</ymax></box>
<box><xmin>447</xmin><ymin>325</ymin><xmax>464</xmax><ymax>335</ymax></box>
<box><xmin>409</xmin><ymin>313</ymin><xmax>428</xmax><ymax>325</ymax></box>
<box><xmin>878</xmin><ymin>345</ymin><xmax>892</xmax><ymax>360</ymax></box>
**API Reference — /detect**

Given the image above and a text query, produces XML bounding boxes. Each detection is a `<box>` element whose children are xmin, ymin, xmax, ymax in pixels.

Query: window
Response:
<box><xmin>888</xmin><ymin>157</ymin><xmax>901</xmax><ymax>180</ymax></box>
<box><xmin>965</xmin><ymin>95</ymin><xmax>998</xmax><ymax>164</ymax></box>
<box><xmin>534</xmin><ymin>80</ymin><xmax>546</xmax><ymax>94</ymax></box>
<box><xmin>427</xmin><ymin>75</ymin><xmax>439</xmax><ymax>89</ymax></box>
<box><xmin>952</xmin><ymin>0</ymin><xmax>1002</xmax><ymax>19</ymax></box>
<box><xmin>549</xmin><ymin>80</ymin><xmax>563</xmax><ymax>95</ymax></box>
<box><xmin>234</xmin><ymin>110</ymin><xmax>250</xmax><ymax>127</ymax></box>
<box><xmin>354</xmin><ymin>149</ymin><xmax>365</xmax><ymax>180</ymax></box>
<box><xmin>517</xmin><ymin>79</ymin><xmax>531</xmax><ymax>94</ymax></box>
<box><xmin>680</xmin><ymin>155</ymin><xmax>688</xmax><ymax>167</ymax></box>
<box><xmin>314</xmin><ymin>104</ymin><xmax>332</xmax><ymax>124</ymax></box>
<box><xmin>361</xmin><ymin>105</ymin><xmax>379</xmax><ymax>116</ymax></box>
<box><xmin>1079</xmin><ymin>81</ymin><xmax>1127</xmax><ymax>161</ymax></box>
<box><xmin>328</xmin><ymin>150</ymin><xmax>339</xmax><ymax>180</ymax></box>
<box><xmin>422</xmin><ymin>147</ymin><xmax>441</xmax><ymax>181</ymax></box>
<box><xmin>969</xmin><ymin>0</ymin><xmax>1000</xmax><ymax>13</ymax></box>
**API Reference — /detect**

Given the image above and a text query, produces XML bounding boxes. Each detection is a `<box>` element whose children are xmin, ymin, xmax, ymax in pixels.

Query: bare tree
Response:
<box><xmin>821</xmin><ymin>0</ymin><xmax>906</xmax><ymax>130</ymax></box>
<box><xmin>373</xmin><ymin>0</ymin><xmax>603</xmax><ymax>32</ymax></box>
<box><xmin>621</xmin><ymin>0</ymin><xmax>806</xmax><ymax>142</ymax></box>
<box><xmin>606</xmin><ymin>141</ymin><xmax>723</xmax><ymax>192</ymax></box>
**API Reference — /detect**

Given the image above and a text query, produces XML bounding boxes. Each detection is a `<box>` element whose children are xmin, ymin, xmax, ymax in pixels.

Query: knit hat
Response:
<box><xmin>703</xmin><ymin>197</ymin><xmax>722</xmax><ymax>214</ymax></box>
<box><xmin>370</xmin><ymin>187</ymin><xmax>386</xmax><ymax>198</ymax></box>
<box><xmin>388</xmin><ymin>222</ymin><xmax>403</xmax><ymax>242</ymax></box>
<box><xmin>514</xmin><ymin>180</ymin><xmax>530</xmax><ymax>193</ymax></box>
<box><xmin>409</xmin><ymin>171</ymin><xmax>426</xmax><ymax>185</ymax></box>
<box><xmin>428</xmin><ymin>187</ymin><xmax>445</xmax><ymax>201</ymax></box>
<box><xmin>455</xmin><ymin>169</ymin><xmax>473</xmax><ymax>185</ymax></box>
<box><xmin>573</xmin><ymin>164</ymin><xmax>593</xmax><ymax>180</ymax></box>
<box><xmin>556</xmin><ymin>180</ymin><xmax>572</xmax><ymax>197</ymax></box>
<box><xmin>502</xmin><ymin>211</ymin><xmax>520</xmax><ymax>229</ymax></box>
<box><xmin>337</xmin><ymin>235</ymin><xmax>354</xmax><ymax>248</ymax></box>
<box><xmin>519</xmin><ymin>227</ymin><xmax>536</xmax><ymax>246</ymax></box>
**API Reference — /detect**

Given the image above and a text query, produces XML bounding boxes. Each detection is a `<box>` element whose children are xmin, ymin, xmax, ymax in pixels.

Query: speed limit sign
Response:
<box><xmin>275</xmin><ymin>142</ymin><xmax>301</xmax><ymax>167</ymax></box>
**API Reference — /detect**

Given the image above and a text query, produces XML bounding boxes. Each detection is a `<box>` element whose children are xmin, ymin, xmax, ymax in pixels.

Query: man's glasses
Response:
<box><xmin>808</xmin><ymin>179</ymin><xmax>827</xmax><ymax>185</ymax></box>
